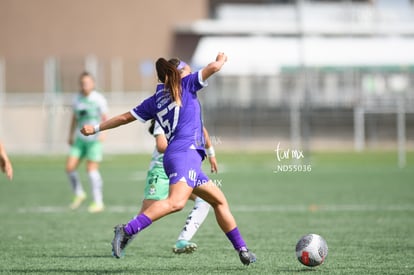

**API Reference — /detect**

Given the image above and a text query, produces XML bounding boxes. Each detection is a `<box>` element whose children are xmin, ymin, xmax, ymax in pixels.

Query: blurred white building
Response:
<box><xmin>175</xmin><ymin>0</ymin><xmax>414</xmax><ymax>152</ymax></box>
<box><xmin>175</xmin><ymin>1</ymin><xmax>414</xmax><ymax>107</ymax></box>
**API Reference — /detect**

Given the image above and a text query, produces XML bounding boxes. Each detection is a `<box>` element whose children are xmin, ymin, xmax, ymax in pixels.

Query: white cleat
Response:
<box><xmin>88</xmin><ymin>202</ymin><xmax>104</xmax><ymax>213</ymax></box>
<box><xmin>70</xmin><ymin>193</ymin><xmax>87</xmax><ymax>210</ymax></box>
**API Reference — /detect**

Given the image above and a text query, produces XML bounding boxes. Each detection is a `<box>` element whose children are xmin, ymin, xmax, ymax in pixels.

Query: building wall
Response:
<box><xmin>0</xmin><ymin>0</ymin><xmax>208</xmax><ymax>92</ymax></box>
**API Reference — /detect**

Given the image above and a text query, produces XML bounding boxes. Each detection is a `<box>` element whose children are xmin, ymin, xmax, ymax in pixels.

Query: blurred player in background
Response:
<box><xmin>66</xmin><ymin>72</ymin><xmax>108</xmax><ymax>213</ymax></box>
<box><xmin>0</xmin><ymin>141</ymin><xmax>13</xmax><ymax>180</ymax></box>
<box><xmin>142</xmin><ymin>119</ymin><xmax>217</xmax><ymax>253</ymax></box>
<box><xmin>81</xmin><ymin>53</ymin><xmax>257</xmax><ymax>265</ymax></box>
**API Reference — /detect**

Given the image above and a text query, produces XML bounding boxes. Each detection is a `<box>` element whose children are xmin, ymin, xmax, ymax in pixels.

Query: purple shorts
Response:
<box><xmin>163</xmin><ymin>149</ymin><xmax>209</xmax><ymax>188</ymax></box>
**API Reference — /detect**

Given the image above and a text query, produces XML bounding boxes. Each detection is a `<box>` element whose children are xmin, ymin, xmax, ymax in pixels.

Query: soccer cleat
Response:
<box><xmin>172</xmin><ymin>240</ymin><xmax>198</xmax><ymax>254</ymax></box>
<box><xmin>88</xmin><ymin>202</ymin><xmax>104</xmax><ymax>213</ymax></box>
<box><xmin>239</xmin><ymin>249</ymin><xmax>257</xmax><ymax>266</ymax></box>
<box><xmin>69</xmin><ymin>193</ymin><xmax>86</xmax><ymax>210</ymax></box>
<box><xmin>111</xmin><ymin>224</ymin><xmax>134</xmax><ymax>258</ymax></box>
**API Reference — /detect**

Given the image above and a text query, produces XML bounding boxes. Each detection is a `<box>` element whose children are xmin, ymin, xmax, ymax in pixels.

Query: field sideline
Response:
<box><xmin>0</xmin><ymin>151</ymin><xmax>413</xmax><ymax>274</ymax></box>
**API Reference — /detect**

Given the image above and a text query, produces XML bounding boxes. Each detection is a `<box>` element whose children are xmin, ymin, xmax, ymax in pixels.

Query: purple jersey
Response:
<box><xmin>130</xmin><ymin>70</ymin><xmax>207</xmax><ymax>154</ymax></box>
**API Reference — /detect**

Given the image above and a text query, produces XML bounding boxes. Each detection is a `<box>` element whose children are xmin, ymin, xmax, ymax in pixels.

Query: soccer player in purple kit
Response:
<box><xmin>141</xmin><ymin>119</ymin><xmax>217</xmax><ymax>254</ymax></box>
<box><xmin>81</xmin><ymin>52</ymin><xmax>256</xmax><ymax>265</ymax></box>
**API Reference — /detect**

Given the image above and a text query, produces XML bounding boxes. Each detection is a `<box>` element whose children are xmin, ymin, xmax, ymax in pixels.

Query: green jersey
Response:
<box><xmin>72</xmin><ymin>91</ymin><xmax>108</xmax><ymax>141</ymax></box>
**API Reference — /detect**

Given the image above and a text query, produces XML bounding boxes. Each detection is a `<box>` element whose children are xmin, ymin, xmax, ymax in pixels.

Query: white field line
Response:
<box><xmin>7</xmin><ymin>204</ymin><xmax>414</xmax><ymax>214</ymax></box>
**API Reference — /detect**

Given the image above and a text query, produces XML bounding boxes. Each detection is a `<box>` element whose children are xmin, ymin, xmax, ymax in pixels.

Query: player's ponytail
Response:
<box><xmin>156</xmin><ymin>58</ymin><xmax>182</xmax><ymax>106</ymax></box>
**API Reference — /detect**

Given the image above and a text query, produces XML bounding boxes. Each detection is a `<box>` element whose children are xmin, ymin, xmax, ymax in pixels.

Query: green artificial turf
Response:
<box><xmin>0</xmin><ymin>151</ymin><xmax>413</xmax><ymax>274</ymax></box>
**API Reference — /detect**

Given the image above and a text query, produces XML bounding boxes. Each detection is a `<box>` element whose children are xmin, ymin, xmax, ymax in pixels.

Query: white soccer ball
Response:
<box><xmin>295</xmin><ymin>233</ymin><xmax>328</xmax><ymax>267</ymax></box>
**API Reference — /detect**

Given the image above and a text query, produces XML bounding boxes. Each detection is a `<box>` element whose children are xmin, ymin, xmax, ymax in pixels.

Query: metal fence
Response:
<box><xmin>0</xmin><ymin>57</ymin><xmax>413</xmax><ymax>163</ymax></box>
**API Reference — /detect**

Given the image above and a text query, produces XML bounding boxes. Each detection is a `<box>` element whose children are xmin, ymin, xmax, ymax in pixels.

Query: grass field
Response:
<box><xmin>0</xmin><ymin>151</ymin><xmax>413</xmax><ymax>274</ymax></box>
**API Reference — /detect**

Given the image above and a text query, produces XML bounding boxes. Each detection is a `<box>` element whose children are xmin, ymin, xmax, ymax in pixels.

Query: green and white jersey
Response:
<box><xmin>148</xmin><ymin>122</ymin><xmax>165</xmax><ymax>171</ymax></box>
<box><xmin>73</xmin><ymin>91</ymin><xmax>108</xmax><ymax>141</ymax></box>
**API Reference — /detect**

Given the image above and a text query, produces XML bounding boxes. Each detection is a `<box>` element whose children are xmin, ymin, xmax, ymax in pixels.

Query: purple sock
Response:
<box><xmin>225</xmin><ymin>227</ymin><xmax>247</xmax><ymax>251</ymax></box>
<box><xmin>124</xmin><ymin>213</ymin><xmax>152</xmax><ymax>235</ymax></box>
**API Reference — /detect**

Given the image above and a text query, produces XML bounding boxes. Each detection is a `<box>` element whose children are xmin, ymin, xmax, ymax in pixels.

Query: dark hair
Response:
<box><xmin>156</xmin><ymin>58</ymin><xmax>182</xmax><ymax>106</ymax></box>
<box><xmin>79</xmin><ymin>71</ymin><xmax>94</xmax><ymax>80</ymax></box>
<box><xmin>168</xmin><ymin>58</ymin><xmax>180</xmax><ymax>68</ymax></box>
<box><xmin>148</xmin><ymin>119</ymin><xmax>155</xmax><ymax>135</ymax></box>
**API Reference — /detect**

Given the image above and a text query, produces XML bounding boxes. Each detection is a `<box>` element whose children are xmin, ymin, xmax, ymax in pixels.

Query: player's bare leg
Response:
<box><xmin>193</xmin><ymin>181</ymin><xmax>237</xmax><ymax>231</ymax></box>
<box><xmin>112</xmin><ymin>180</ymin><xmax>255</xmax><ymax>265</ymax></box>
<box><xmin>193</xmin><ymin>181</ymin><xmax>256</xmax><ymax>265</ymax></box>
<box><xmin>112</xmin><ymin>181</ymin><xmax>193</xmax><ymax>258</ymax></box>
<box><xmin>139</xmin><ymin>199</ymin><xmax>157</xmax><ymax>214</ymax></box>
<box><xmin>143</xmin><ymin>181</ymin><xmax>193</xmax><ymax>220</ymax></box>
<box><xmin>66</xmin><ymin>156</ymin><xmax>86</xmax><ymax>209</ymax></box>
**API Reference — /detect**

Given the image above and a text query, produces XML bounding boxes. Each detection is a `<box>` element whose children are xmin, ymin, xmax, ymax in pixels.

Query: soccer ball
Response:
<box><xmin>295</xmin><ymin>234</ymin><xmax>328</xmax><ymax>267</ymax></box>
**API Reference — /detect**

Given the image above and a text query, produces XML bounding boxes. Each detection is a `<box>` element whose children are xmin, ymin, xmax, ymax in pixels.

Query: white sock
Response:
<box><xmin>88</xmin><ymin>170</ymin><xmax>103</xmax><ymax>205</ymax></box>
<box><xmin>177</xmin><ymin>197</ymin><xmax>210</xmax><ymax>242</ymax></box>
<box><xmin>67</xmin><ymin>171</ymin><xmax>84</xmax><ymax>196</ymax></box>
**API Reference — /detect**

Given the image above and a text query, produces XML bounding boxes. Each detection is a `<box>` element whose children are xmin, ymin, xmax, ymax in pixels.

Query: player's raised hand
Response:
<box><xmin>202</xmin><ymin>52</ymin><xmax>228</xmax><ymax>81</ymax></box>
<box><xmin>216</xmin><ymin>52</ymin><xmax>227</xmax><ymax>63</ymax></box>
<box><xmin>80</xmin><ymin>125</ymin><xmax>95</xmax><ymax>136</ymax></box>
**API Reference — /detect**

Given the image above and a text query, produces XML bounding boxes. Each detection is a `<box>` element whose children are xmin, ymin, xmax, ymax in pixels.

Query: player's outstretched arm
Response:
<box><xmin>201</xmin><ymin>52</ymin><xmax>227</xmax><ymax>82</ymax></box>
<box><xmin>0</xmin><ymin>141</ymin><xmax>13</xmax><ymax>180</ymax></box>
<box><xmin>155</xmin><ymin>135</ymin><xmax>168</xmax><ymax>153</ymax></box>
<box><xmin>98</xmin><ymin>113</ymin><xmax>109</xmax><ymax>142</ymax></box>
<box><xmin>68</xmin><ymin>113</ymin><xmax>76</xmax><ymax>145</ymax></box>
<box><xmin>81</xmin><ymin>112</ymin><xmax>136</xmax><ymax>136</ymax></box>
